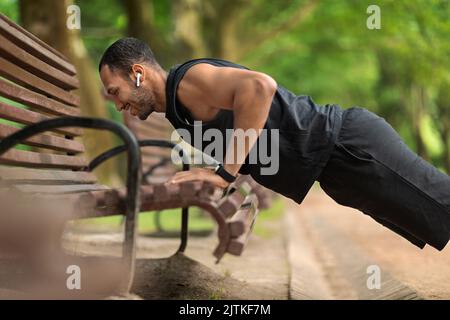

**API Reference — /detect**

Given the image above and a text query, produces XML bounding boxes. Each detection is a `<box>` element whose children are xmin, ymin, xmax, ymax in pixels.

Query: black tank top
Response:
<box><xmin>165</xmin><ymin>58</ymin><xmax>343</xmax><ymax>204</ymax></box>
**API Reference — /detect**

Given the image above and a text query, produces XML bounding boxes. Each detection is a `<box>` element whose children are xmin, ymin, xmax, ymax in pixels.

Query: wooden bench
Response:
<box><xmin>123</xmin><ymin>112</ymin><xmax>271</xmax><ymax>243</ymax></box>
<box><xmin>123</xmin><ymin>112</ymin><xmax>177</xmax><ymax>184</ymax></box>
<box><xmin>124</xmin><ymin>112</ymin><xmax>275</xmax><ymax>208</ymax></box>
<box><xmin>124</xmin><ymin>109</ymin><xmax>263</xmax><ymax>250</ymax></box>
<box><xmin>0</xmin><ymin>13</ymin><xmax>260</xmax><ymax>295</ymax></box>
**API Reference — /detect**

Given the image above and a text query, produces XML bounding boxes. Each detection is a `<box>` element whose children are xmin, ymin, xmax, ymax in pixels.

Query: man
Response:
<box><xmin>99</xmin><ymin>38</ymin><xmax>450</xmax><ymax>251</ymax></box>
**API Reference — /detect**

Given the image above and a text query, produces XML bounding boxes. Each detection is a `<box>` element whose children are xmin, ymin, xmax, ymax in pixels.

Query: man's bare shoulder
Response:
<box><xmin>182</xmin><ymin>63</ymin><xmax>273</xmax><ymax>90</ymax></box>
<box><xmin>178</xmin><ymin>62</ymin><xmax>276</xmax><ymax>112</ymax></box>
<box><xmin>183</xmin><ymin>63</ymin><xmax>247</xmax><ymax>85</ymax></box>
<box><xmin>179</xmin><ymin>63</ymin><xmax>240</xmax><ymax>109</ymax></box>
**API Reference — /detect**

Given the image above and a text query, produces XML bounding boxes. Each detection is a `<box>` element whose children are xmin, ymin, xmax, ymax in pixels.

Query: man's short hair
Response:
<box><xmin>98</xmin><ymin>37</ymin><xmax>158</xmax><ymax>75</ymax></box>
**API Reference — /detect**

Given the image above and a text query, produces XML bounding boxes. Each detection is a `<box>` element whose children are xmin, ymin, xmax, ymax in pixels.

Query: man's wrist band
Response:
<box><xmin>214</xmin><ymin>164</ymin><xmax>237</xmax><ymax>183</ymax></box>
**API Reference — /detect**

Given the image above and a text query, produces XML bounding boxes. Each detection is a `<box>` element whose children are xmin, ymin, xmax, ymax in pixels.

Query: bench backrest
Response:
<box><xmin>0</xmin><ymin>13</ymin><xmax>98</xmax><ymax>192</ymax></box>
<box><xmin>124</xmin><ymin>112</ymin><xmax>177</xmax><ymax>183</ymax></box>
<box><xmin>124</xmin><ymin>107</ymin><xmax>275</xmax><ymax>209</ymax></box>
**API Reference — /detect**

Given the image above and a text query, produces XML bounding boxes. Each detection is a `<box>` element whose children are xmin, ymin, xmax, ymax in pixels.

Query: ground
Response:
<box><xmin>295</xmin><ymin>184</ymin><xmax>450</xmax><ymax>299</ymax></box>
<box><xmin>1</xmin><ymin>185</ymin><xmax>449</xmax><ymax>299</ymax></box>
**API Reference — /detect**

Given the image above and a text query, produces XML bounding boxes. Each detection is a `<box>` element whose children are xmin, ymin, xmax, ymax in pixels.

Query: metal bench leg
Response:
<box><xmin>154</xmin><ymin>210</ymin><xmax>164</xmax><ymax>232</ymax></box>
<box><xmin>177</xmin><ymin>207</ymin><xmax>189</xmax><ymax>253</ymax></box>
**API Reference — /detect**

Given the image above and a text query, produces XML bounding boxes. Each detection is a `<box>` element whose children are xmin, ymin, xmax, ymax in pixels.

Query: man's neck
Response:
<box><xmin>153</xmin><ymin>68</ymin><xmax>168</xmax><ymax>113</ymax></box>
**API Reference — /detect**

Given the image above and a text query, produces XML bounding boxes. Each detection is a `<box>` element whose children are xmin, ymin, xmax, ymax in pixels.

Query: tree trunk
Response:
<box><xmin>121</xmin><ymin>0</ymin><xmax>170</xmax><ymax>68</ymax></box>
<box><xmin>202</xmin><ymin>0</ymin><xmax>249</xmax><ymax>60</ymax></box>
<box><xmin>19</xmin><ymin>0</ymin><xmax>122</xmax><ymax>186</ymax></box>
<box><xmin>171</xmin><ymin>0</ymin><xmax>208</xmax><ymax>61</ymax></box>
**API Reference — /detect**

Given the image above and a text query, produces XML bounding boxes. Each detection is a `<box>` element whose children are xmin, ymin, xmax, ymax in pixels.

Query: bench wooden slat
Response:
<box><xmin>124</xmin><ymin>113</ymin><xmax>177</xmax><ymax>185</ymax></box>
<box><xmin>141</xmin><ymin>148</ymin><xmax>172</xmax><ymax>159</ymax></box>
<box><xmin>140</xmin><ymin>154</ymin><xmax>165</xmax><ymax>164</ymax></box>
<box><xmin>0</xmin><ymin>14</ymin><xmax>76</xmax><ymax>75</ymax></box>
<box><xmin>143</xmin><ymin>168</ymin><xmax>176</xmax><ymax>184</ymax></box>
<box><xmin>134</xmin><ymin>122</ymin><xmax>171</xmax><ymax>139</ymax></box>
<box><xmin>142</xmin><ymin>156</ymin><xmax>162</xmax><ymax>168</ymax></box>
<box><xmin>0</xmin><ymin>33</ymin><xmax>79</xmax><ymax>90</ymax></box>
<box><xmin>0</xmin><ymin>123</ymin><xmax>85</xmax><ymax>153</ymax></box>
<box><xmin>0</xmin><ymin>79</ymin><xmax>80</xmax><ymax>116</ymax></box>
<box><xmin>146</xmin><ymin>166</ymin><xmax>177</xmax><ymax>176</ymax></box>
<box><xmin>0</xmin><ymin>166</ymin><xmax>97</xmax><ymax>185</ymax></box>
<box><xmin>135</xmin><ymin>128</ymin><xmax>170</xmax><ymax>141</ymax></box>
<box><xmin>0</xmin><ymin>101</ymin><xmax>82</xmax><ymax>137</ymax></box>
<box><xmin>153</xmin><ymin>183</ymin><xmax>182</xmax><ymax>202</ymax></box>
<box><xmin>12</xmin><ymin>184</ymin><xmax>108</xmax><ymax>194</ymax></box>
<box><xmin>144</xmin><ymin>176</ymin><xmax>171</xmax><ymax>184</ymax></box>
<box><xmin>133</xmin><ymin>117</ymin><xmax>170</xmax><ymax>131</ymax></box>
<box><xmin>227</xmin><ymin>234</ymin><xmax>247</xmax><ymax>256</ymax></box>
<box><xmin>0</xmin><ymin>56</ymin><xmax>79</xmax><ymax>106</ymax></box>
<box><xmin>228</xmin><ymin>195</ymin><xmax>259</xmax><ymax>237</ymax></box>
<box><xmin>218</xmin><ymin>192</ymin><xmax>246</xmax><ymax>218</ymax></box>
<box><xmin>140</xmin><ymin>146</ymin><xmax>172</xmax><ymax>158</ymax></box>
<box><xmin>125</xmin><ymin>112</ymin><xmax>172</xmax><ymax>133</ymax></box>
<box><xmin>142</xmin><ymin>161</ymin><xmax>167</xmax><ymax>174</ymax></box>
<box><xmin>0</xmin><ymin>149</ymin><xmax>87</xmax><ymax>169</ymax></box>
<box><xmin>226</xmin><ymin>194</ymin><xmax>259</xmax><ymax>255</ymax></box>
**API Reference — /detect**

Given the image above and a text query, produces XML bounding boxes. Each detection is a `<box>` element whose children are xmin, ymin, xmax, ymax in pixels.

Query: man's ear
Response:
<box><xmin>131</xmin><ymin>64</ymin><xmax>145</xmax><ymax>84</ymax></box>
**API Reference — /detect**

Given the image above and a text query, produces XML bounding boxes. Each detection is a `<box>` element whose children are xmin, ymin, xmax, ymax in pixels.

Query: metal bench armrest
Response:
<box><xmin>0</xmin><ymin>116</ymin><xmax>141</xmax><ymax>294</ymax></box>
<box><xmin>88</xmin><ymin>139</ymin><xmax>190</xmax><ymax>172</ymax></box>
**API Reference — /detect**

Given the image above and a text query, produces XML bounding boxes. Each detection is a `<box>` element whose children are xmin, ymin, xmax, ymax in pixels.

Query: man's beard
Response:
<box><xmin>130</xmin><ymin>88</ymin><xmax>156</xmax><ymax>120</ymax></box>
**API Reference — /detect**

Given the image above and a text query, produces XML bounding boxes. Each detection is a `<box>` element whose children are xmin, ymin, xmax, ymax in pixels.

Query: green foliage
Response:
<box><xmin>242</xmin><ymin>0</ymin><xmax>449</xmax><ymax>170</ymax></box>
<box><xmin>254</xmin><ymin>197</ymin><xmax>285</xmax><ymax>238</ymax></box>
<box><xmin>1</xmin><ymin>0</ymin><xmax>448</xmax><ymax>171</ymax></box>
<box><xmin>75</xmin><ymin>0</ymin><xmax>127</xmax><ymax>63</ymax></box>
<box><xmin>75</xmin><ymin>207</ymin><xmax>214</xmax><ymax>233</ymax></box>
<box><xmin>0</xmin><ymin>0</ymin><xmax>18</xmax><ymax>22</ymax></box>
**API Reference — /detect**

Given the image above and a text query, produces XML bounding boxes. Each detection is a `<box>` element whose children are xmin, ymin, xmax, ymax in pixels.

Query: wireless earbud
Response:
<box><xmin>136</xmin><ymin>72</ymin><xmax>142</xmax><ymax>87</ymax></box>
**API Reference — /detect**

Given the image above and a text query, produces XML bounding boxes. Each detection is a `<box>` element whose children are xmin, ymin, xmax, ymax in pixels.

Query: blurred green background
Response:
<box><xmin>1</xmin><ymin>0</ymin><xmax>449</xmax><ymax>179</ymax></box>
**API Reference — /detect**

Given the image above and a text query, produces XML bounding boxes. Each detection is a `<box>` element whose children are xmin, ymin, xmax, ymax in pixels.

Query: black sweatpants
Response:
<box><xmin>317</xmin><ymin>107</ymin><xmax>450</xmax><ymax>251</ymax></box>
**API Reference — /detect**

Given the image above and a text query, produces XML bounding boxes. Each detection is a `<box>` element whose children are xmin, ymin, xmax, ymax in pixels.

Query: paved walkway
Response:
<box><xmin>286</xmin><ymin>185</ymin><xmax>450</xmax><ymax>299</ymax></box>
<box><xmin>60</xmin><ymin>185</ymin><xmax>450</xmax><ymax>299</ymax></box>
<box><xmin>63</xmin><ymin>211</ymin><xmax>290</xmax><ymax>299</ymax></box>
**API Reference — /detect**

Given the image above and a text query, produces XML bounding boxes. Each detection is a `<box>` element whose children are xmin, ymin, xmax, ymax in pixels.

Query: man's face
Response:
<box><xmin>100</xmin><ymin>65</ymin><xmax>156</xmax><ymax>120</ymax></box>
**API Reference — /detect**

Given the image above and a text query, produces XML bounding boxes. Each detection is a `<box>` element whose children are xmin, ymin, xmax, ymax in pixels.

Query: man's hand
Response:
<box><xmin>167</xmin><ymin>168</ymin><xmax>230</xmax><ymax>189</ymax></box>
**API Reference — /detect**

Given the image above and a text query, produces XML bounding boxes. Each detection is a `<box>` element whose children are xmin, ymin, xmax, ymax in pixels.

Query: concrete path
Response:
<box><xmin>62</xmin><ymin>213</ymin><xmax>290</xmax><ymax>299</ymax></box>
<box><xmin>286</xmin><ymin>185</ymin><xmax>450</xmax><ymax>299</ymax></box>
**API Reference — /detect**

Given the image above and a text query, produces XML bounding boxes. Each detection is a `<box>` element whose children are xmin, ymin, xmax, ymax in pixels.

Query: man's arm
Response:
<box><xmin>169</xmin><ymin>63</ymin><xmax>277</xmax><ymax>188</ymax></box>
